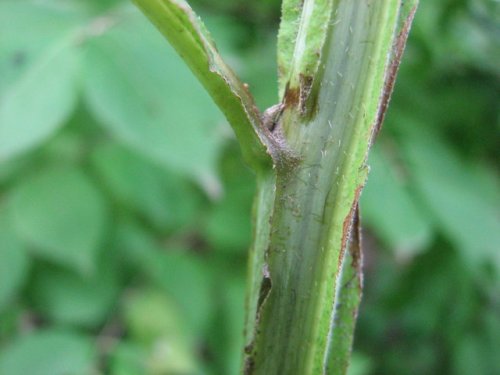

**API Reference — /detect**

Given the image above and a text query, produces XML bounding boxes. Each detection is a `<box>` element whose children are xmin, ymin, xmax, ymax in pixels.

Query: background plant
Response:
<box><xmin>0</xmin><ymin>0</ymin><xmax>498</xmax><ymax>374</ymax></box>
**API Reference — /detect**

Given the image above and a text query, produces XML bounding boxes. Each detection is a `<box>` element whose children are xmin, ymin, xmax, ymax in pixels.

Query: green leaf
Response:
<box><xmin>399</xmin><ymin>126</ymin><xmax>500</xmax><ymax>274</ymax></box>
<box><xmin>123</xmin><ymin>289</ymin><xmax>200</xmax><ymax>374</ymax></box>
<box><xmin>241</xmin><ymin>39</ymin><xmax>279</xmax><ymax>110</ymax></box>
<box><xmin>202</xmin><ymin>13</ymin><xmax>248</xmax><ymax>59</ymax></box>
<box><xmin>220</xmin><ymin>275</ymin><xmax>247</xmax><ymax>375</ymax></box>
<box><xmin>30</xmin><ymin>257</ymin><xmax>120</xmax><ymax>327</ymax></box>
<box><xmin>0</xmin><ymin>208</ymin><xmax>29</xmax><ymax>311</ymax></box>
<box><xmin>452</xmin><ymin>334</ymin><xmax>499</xmax><ymax>375</ymax></box>
<box><xmin>115</xmin><ymin>221</ymin><xmax>213</xmax><ymax>333</ymax></box>
<box><xmin>152</xmin><ymin>252</ymin><xmax>213</xmax><ymax>334</ymax></box>
<box><xmin>109</xmin><ymin>342</ymin><xmax>148</xmax><ymax>375</ymax></box>
<box><xmin>347</xmin><ymin>353</ymin><xmax>373</xmax><ymax>375</ymax></box>
<box><xmin>205</xmin><ymin>144</ymin><xmax>255</xmax><ymax>252</ymax></box>
<box><xmin>0</xmin><ymin>306</ymin><xmax>23</xmax><ymax>343</ymax></box>
<box><xmin>91</xmin><ymin>143</ymin><xmax>200</xmax><ymax>231</ymax></box>
<box><xmin>0</xmin><ymin>329</ymin><xmax>96</xmax><ymax>375</ymax></box>
<box><xmin>0</xmin><ymin>1</ymin><xmax>81</xmax><ymax>161</ymax></box>
<box><xmin>124</xmin><ymin>289</ymin><xmax>186</xmax><ymax>345</ymax></box>
<box><xmin>361</xmin><ymin>144</ymin><xmax>433</xmax><ymax>257</ymax></box>
<box><xmin>205</xmin><ymin>187</ymin><xmax>254</xmax><ymax>252</ymax></box>
<box><xmin>9</xmin><ymin>166</ymin><xmax>107</xmax><ymax>274</ymax></box>
<box><xmin>83</xmin><ymin>9</ymin><xmax>224</xmax><ymax>180</ymax></box>
<box><xmin>205</xmin><ymin>268</ymin><xmax>246</xmax><ymax>375</ymax></box>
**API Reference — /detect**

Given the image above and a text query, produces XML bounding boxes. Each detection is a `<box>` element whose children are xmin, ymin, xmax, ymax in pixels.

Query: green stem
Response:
<box><xmin>244</xmin><ymin>171</ymin><xmax>275</xmax><ymax>360</ymax></box>
<box><xmin>325</xmin><ymin>207</ymin><xmax>363</xmax><ymax>374</ymax></box>
<box><xmin>243</xmin><ymin>1</ymin><xmax>417</xmax><ymax>374</ymax></box>
<box><xmin>132</xmin><ymin>0</ymin><xmax>276</xmax><ymax>172</ymax></box>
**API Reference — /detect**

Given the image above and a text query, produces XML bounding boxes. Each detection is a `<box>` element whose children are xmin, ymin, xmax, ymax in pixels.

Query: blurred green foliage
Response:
<box><xmin>0</xmin><ymin>0</ymin><xmax>498</xmax><ymax>374</ymax></box>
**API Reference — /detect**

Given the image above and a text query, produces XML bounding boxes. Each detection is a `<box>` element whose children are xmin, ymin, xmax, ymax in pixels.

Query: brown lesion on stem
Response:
<box><xmin>338</xmin><ymin>185</ymin><xmax>364</xmax><ymax>274</ymax></box>
<box><xmin>349</xmin><ymin>204</ymin><xmax>363</xmax><ymax>280</ymax></box>
<box><xmin>283</xmin><ymin>83</ymin><xmax>300</xmax><ymax>108</ymax></box>
<box><xmin>257</xmin><ymin>264</ymin><xmax>273</xmax><ymax>311</ymax></box>
<box><xmin>372</xmin><ymin>6</ymin><xmax>417</xmax><ymax>141</ymax></box>
<box><xmin>281</xmin><ymin>73</ymin><xmax>318</xmax><ymax>118</ymax></box>
<box><xmin>298</xmin><ymin>74</ymin><xmax>315</xmax><ymax>116</ymax></box>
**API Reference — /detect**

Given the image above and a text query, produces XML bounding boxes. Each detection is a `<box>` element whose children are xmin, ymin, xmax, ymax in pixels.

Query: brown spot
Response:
<box><xmin>299</xmin><ymin>74</ymin><xmax>314</xmax><ymax>115</ymax></box>
<box><xmin>244</xmin><ymin>357</ymin><xmax>255</xmax><ymax>375</ymax></box>
<box><xmin>349</xmin><ymin>204</ymin><xmax>363</xmax><ymax>276</ymax></box>
<box><xmin>284</xmin><ymin>83</ymin><xmax>300</xmax><ymax>108</ymax></box>
<box><xmin>282</xmin><ymin>75</ymin><xmax>317</xmax><ymax>116</ymax></box>
<box><xmin>257</xmin><ymin>264</ymin><xmax>272</xmax><ymax>309</ymax></box>
<box><xmin>339</xmin><ymin>185</ymin><xmax>363</xmax><ymax>273</ymax></box>
<box><xmin>244</xmin><ymin>343</ymin><xmax>253</xmax><ymax>355</ymax></box>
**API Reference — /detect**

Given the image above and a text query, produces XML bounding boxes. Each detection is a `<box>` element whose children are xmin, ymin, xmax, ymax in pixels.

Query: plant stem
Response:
<box><xmin>243</xmin><ymin>1</ymin><xmax>417</xmax><ymax>374</ymax></box>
